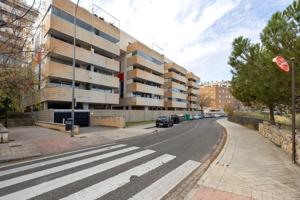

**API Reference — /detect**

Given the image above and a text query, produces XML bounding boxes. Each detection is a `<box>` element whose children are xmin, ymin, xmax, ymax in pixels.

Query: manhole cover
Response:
<box><xmin>130</xmin><ymin>175</ymin><xmax>138</xmax><ymax>182</ymax></box>
<box><xmin>10</xmin><ymin>144</ymin><xmax>22</xmax><ymax>148</ymax></box>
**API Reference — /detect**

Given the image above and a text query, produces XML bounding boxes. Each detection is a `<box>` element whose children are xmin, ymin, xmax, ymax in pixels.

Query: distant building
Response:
<box><xmin>200</xmin><ymin>81</ymin><xmax>243</xmax><ymax>111</ymax></box>
<box><xmin>0</xmin><ymin>0</ymin><xmax>39</xmax><ymax>67</ymax></box>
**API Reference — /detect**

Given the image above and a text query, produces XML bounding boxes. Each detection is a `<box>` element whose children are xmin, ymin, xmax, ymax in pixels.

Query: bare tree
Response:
<box><xmin>199</xmin><ymin>93</ymin><xmax>212</xmax><ymax>115</ymax></box>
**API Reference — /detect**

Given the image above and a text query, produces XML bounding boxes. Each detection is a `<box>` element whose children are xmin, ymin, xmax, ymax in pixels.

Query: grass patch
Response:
<box><xmin>126</xmin><ymin>120</ymin><xmax>155</xmax><ymax>127</ymax></box>
<box><xmin>235</xmin><ymin>111</ymin><xmax>300</xmax><ymax>128</ymax></box>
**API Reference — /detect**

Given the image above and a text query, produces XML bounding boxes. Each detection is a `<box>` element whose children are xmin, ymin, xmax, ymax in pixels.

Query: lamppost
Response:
<box><xmin>71</xmin><ymin>0</ymin><xmax>80</xmax><ymax>137</ymax></box>
<box><xmin>273</xmin><ymin>56</ymin><xmax>297</xmax><ymax>163</ymax></box>
<box><xmin>290</xmin><ymin>57</ymin><xmax>296</xmax><ymax>164</ymax></box>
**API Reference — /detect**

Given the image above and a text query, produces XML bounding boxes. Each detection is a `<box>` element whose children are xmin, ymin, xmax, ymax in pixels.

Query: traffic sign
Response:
<box><xmin>273</xmin><ymin>56</ymin><xmax>290</xmax><ymax>73</ymax></box>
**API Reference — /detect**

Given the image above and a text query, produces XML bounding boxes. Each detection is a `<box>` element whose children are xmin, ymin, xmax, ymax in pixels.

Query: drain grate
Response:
<box><xmin>10</xmin><ymin>144</ymin><xmax>22</xmax><ymax>148</ymax></box>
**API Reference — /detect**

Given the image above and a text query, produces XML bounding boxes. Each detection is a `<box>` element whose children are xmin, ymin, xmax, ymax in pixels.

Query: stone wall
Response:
<box><xmin>90</xmin><ymin>116</ymin><xmax>125</xmax><ymax>128</ymax></box>
<box><xmin>259</xmin><ymin>121</ymin><xmax>300</xmax><ymax>163</ymax></box>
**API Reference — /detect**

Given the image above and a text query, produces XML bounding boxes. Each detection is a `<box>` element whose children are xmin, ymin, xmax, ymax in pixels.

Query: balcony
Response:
<box><xmin>127</xmin><ymin>41</ymin><xmax>163</xmax><ymax>64</ymax></box>
<box><xmin>164</xmin><ymin>63</ymin><xmax>187</xmax><ymax>76</ymax></box>
<box><xmin>127</xmin><ymin>69</ymin><xmax>164</xmax><ymax>85</ymax></box>
<box><xmin>187</xmin><ymin>96</ymin><xmax>198</xmax><ymax>102</ymax></box>
<box><xmin>43</xmin><ymin>60</ymin><xmax>119</xmax><ymax>88</ymax></box>
<box><xmin>52</xmin><ymin>0</ymin><xmax>120</xmax><ymax>41</ymax></box>
<box><xmin>41</xmin><ymin>87</ymin><xmax>119</xmax><ymax>104</ymax></box>
<box><xmin>188</xmin><ymin>81</ymin><xmax>200</xmax><ymax>89</ymax></box>
<box><xmin>165</xmin><ymin>81</ymin><xmax>187</xmax><ymax>92</ymax></box>
<box><xmin>127</xmin><ymin>83</ymin><xmax>164</xmax><ymax>96</ymax></box>
<box><xmin>188</xmin><ymin>103</ymin><xmax>198</xmax><ymax>109</ymax></box>
<box><xmin>45</xmin><ymin>14</ymin><xmax>120</xmax><ymax>57</ymax></box>
<box><xmin>125</xmin><ymin>97</ymin><xmax>164</xmax><ymax>107</ymax></box>
<box><xmin>164</xmin><ymin>72</ymin><xmax>187</xmax><ymax>84</ymax></box>
<box><xmin>188</xmin><ymin>88</ymin><xmax>199</xmax><ymax>95</ymax></box>
<box><xmin>47</xmin><ymin>37</ymin><xmax>119</xmax><ymax>72</ymax></box>
<box><xmin>187</xmin><ymin>72</ymin><xmax>200</xmax><ymax>82</ymax></box>
<box><xmin>127</xmin><ymin>56</ymin><xmax>164</xmax><ymax>75</ymax></box>
<box><xmin>165</xmin><ymin>91</ymin><xmax>187</xmax><ymax>100</ymax></box>
<box><xmin>165</xmin><ymin>100</ymin><xmax>187</xmax><ymax>108</ymax></box>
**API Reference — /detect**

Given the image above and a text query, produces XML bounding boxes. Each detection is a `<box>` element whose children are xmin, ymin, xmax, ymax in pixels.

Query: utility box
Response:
<box><xmin>65</xmin><ymin>118</ymin><xmax>73</xmax><ymax>131</ymax></box>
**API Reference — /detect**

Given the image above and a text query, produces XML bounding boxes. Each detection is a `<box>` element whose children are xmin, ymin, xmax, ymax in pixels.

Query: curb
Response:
<box><xmin>163</xmin><ymin>121</ymin><xmax>228</xmax><ymax>200</ymax></box>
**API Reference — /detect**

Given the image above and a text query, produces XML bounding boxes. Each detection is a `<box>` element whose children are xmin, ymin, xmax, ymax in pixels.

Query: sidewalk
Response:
<box><xmin>186</xmin><ymin>119</ymin><xmax>300</xmax><ymax>200</ymax></box>
<box><xmin>0</xmin><ymin>124</ymin><xmax>158</xmax><ymax>164</ymax></box>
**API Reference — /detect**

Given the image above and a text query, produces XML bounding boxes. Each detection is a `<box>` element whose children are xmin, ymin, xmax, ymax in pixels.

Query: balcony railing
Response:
<box><xmin>41</xmin><ymin>87</ymin><xmax>119</xmax><ymax>104</ymax></box>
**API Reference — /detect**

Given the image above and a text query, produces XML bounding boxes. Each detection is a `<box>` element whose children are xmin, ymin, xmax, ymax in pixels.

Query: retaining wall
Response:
<box><xmin>259</xmin><ymin>122</ymin><xmax>300</xmax><ymax>163</ymax></box>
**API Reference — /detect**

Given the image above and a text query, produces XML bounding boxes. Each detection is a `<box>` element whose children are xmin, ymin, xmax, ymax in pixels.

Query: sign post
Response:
<box><xmin>273</xmin><ymin>56</ymin><xmax>296</xmax><ymax>164</ymax></box>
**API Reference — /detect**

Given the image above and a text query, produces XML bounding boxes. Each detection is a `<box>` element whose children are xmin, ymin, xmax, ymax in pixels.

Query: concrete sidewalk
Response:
<box><xmin>0</xmin><ymin>124</ymin><xmax>159</xmax><ymax>164</ymax></box>
<box><xmin>186</xmin><ymin>119</ymin><xmax>300</xmax><ymax>200</ymax></box>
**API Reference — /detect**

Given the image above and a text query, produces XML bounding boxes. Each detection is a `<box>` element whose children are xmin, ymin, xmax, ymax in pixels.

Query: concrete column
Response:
<box><xmin>91</xmin><ymin>65</ymin><xmax>94</xmax><ymax>72</ymax></box>
<box><xmin>43</xmin><ymin>102</ymin><xmax>48</xmax><ymax>110</ymax></box>
<box><xmin>83</xmin><ymin>103</ymin><xmax>89</xmax><ymax>110</ymax></box>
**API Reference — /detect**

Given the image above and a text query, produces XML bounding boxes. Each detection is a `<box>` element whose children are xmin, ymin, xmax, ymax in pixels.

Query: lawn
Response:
<box><xmin>235</xmin><ymin>111</ymin><xmax>300</xmax><ymax>128</ymax></box>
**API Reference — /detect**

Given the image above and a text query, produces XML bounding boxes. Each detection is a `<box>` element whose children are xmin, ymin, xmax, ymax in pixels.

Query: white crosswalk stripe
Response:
<box><xmin>0</xmin><ymin>146</ymin><xmax>139</xmax><ymax>188</ymax></box>
<box><xmin>61</xmin><ymin>154</ymin><xmax>176</xmax><ymax>200</ymax></box>
<box><xmin>129</xmin><ymin>160</ymin><xmax>201</xmax><ymax>200</ymax></box>
<box><xmin>0</xmin><ymin>143</ymin><xmax>115</xmax><ymax>169</ymax></box>
<box><xmin>0</xmin><ymin>144</ymin><xmax>126</xmax><ymax>176</ymax></box>
<box><xmin>0</xmin><ymin>149</ymin><xmax>155</xmax><ymax>200</ymax></box>
<box><xmin>0</xmin><ymin>143</ymin><xmax>202</xmax><ymax>200</ymax></box>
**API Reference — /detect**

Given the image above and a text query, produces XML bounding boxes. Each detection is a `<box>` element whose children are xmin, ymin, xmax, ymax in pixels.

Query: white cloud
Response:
<box><xmin>44</xmin><ymin>0</ymin><xmax>293</xmax><ymax>81</ymax></box>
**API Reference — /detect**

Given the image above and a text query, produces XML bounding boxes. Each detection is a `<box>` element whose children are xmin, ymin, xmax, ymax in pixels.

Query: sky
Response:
<box><xmin>29</xmin><ymin>0</ymin><xmax>294</xmax><ymax>82</ymax></box>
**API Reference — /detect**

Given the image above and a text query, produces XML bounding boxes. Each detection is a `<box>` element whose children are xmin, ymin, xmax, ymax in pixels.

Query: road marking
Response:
<box><xmin>129</xmin><ymin>160</ymin><xmax>201</xmax><ymax>200</ymax></box>
<box><xmin>61</xmin><ymin>154</ymin><xmax>176</xmax><ymax>200</ymax></box>
<box><xmin>144</xmin><ymin>123</ymin><xmax>199</xmax><ymax>149</ymax></box>
<box><xmin>0</xmin><ymin>144</ymin><xmax>125</xmax><ymax>176</ymax></box>
<box><xmin>0</xmin><ymin>149</ymin><xmax>155</xmax><ymax>200</ymax></box>
<box><xmin>0</xmin><ymin>143</ymin><xmax>115</xmax><ymax>169</ymax></box>
<box><xmin>0</xmin><ymin>146</ymin><xmax>139</xmax><ymax>188</ymax></box>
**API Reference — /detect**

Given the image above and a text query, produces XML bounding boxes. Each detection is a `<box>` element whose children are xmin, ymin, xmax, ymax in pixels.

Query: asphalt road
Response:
<box><xmin>0</xmin><ymin>118</ymin><xmax>223</xmax><ymax>200</ymax></box>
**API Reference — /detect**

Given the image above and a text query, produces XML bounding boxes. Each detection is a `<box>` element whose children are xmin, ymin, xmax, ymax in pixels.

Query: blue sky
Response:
<box><xmin>29</xmin><ymin>0</ymin><xmax>294</xmax><ymax>82</ymax></box>
<box><xmin>89</xmin><ymin>0</ymin><xmax>293</xmax><ymax>82</ymax></box>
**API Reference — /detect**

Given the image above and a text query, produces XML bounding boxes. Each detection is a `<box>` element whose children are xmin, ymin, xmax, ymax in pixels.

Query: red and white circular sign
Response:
<box><xmin>273</xmin><ymin>56</ymin><xmax>290</xmax><ymax>73</ymax></box>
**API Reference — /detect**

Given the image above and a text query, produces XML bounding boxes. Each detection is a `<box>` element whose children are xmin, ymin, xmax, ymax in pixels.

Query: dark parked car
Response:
<box><xmin>171</xmin><ymin>115</ymin><xmax>180</xmax><ymax>124</ymax></box>
<box><xmin>156</xmin><ymin>116</ymin><xmax>174</xmax><ymax>128</ymax></box>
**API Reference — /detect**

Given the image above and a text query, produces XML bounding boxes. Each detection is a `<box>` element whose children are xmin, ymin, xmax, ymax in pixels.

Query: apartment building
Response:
<box><xmin>34</xmin><ymin>0</ymin><xmax>120</xmax><ymax>110</ymax></box>
<box><xmin>119</xmin><ymin>38</ymin><xmax>165</xmax><ymax>110</ymax></box>
<box><xmin>0</xmin><ymin>0</ymin><xmax>39</xmax><ymax>67</ymax></box>
<box><xmin>187</xmin><ymin>72</ymin><xmax>200</xmax><ymax>110</ymax></box>
<box><xmin>164</xmin><ymin>62</ymin><xmax>188</xmax><ymax>110</ymax></box>
<box><xmin>200</xmin><ymin>81</ymin><xmax>242</xmax><ymax>110</ymax></box>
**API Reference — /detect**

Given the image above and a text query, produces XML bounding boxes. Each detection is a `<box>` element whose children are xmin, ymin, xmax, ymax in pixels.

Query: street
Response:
<box><xmin>0</xmin><ymin>118</ymin><xmax>223</xmax><ymax>200</ymax></box>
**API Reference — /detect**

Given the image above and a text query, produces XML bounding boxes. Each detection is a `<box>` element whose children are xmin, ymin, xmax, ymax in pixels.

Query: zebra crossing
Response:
<box><xmin>0</xmin><ymin>143</ymin><xmax>201</xmax><ymax>200</ymax></box>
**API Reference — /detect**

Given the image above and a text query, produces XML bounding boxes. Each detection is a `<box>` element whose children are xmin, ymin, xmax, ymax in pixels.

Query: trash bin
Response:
<box><xmin>65</xmin><ymin>118</ymin><xmax>73</xmax><ymax>131</ymax></box>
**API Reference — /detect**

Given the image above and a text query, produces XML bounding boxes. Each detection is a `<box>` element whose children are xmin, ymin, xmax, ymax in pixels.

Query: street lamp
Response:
<box><xmin>290</xmin><ymin>57</ymin><xmax>296</xmax><ymax>164</ymax></box>
<box><xmin>71</xmin><ymin>0</ymin><xmax>80</xmax><ymax>137</ymax></box>
<box><xmin>273</xmin><ymin>56</ymin><xmax>297</xmax><ymax>164</ymax></box>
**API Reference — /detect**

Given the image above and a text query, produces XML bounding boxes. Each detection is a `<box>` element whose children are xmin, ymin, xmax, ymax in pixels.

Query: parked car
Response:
<box><xmin>193</xmin><ymin>114</ymin><xmax>203</xmax><ymax>120</ymax></box>
<box><xmin>171</xmin><ymin>115</ymin><xmax>180</xmax><ymax>124</ymax></box>
<box><xmin>177</xmin><ymin>114</ymin><xmax>185</xmax><ymax>122</ymax></box>
<box><xmin>156</xmin><ymin>116</ymin><xmax>174</xmax><ymax>128</ymax></box>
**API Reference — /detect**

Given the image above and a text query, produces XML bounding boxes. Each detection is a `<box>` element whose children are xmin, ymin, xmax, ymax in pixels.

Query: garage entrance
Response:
<box><xmin>54</xmin><ymin>110</ymin><xmax>90</xmax><ymax>127</ymax></box>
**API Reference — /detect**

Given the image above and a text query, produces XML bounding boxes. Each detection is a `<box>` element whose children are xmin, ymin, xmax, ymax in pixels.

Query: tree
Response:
<box><xmin>199</xmin><ymin>93</ymin><xmax>212</xmax><ymax>115</ymax></box>
<box><xmin>229</xmin><ymin>37</ymin><xmax>290</xmax><ymax>124</ymax></box>
<box><xmin>229</xmin><ymin>0</ymin><xmax>300</xmax><ymax>124</ymax></box>
<box><xmin>0</xmin><ymin>0</ymin><xmax>41</xmax><ymax>126</ymax></box>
